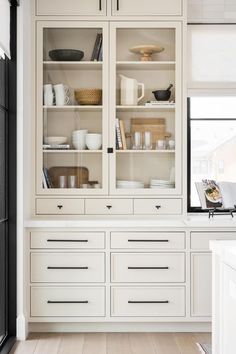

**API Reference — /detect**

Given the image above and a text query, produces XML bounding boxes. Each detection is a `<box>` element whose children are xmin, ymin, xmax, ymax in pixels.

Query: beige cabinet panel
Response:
<box><xmin>85</xmin><ymin>198</ymin><xmax>133</xmax><ymax>214</ymax></box>
<box><xmin>30</xmin><ymin>231</ymin><xmax>105</xmax><ymax>249</ymax></box>
<box><xmin>111</xmin><ymin>253</ymin><xmax>185</xmax><ymax>283</ymax></box>
<box><xmin>111</xmin><ymin>287</ymin><xmax>185</xmax><ymax>317</ymax></box>
<box><xmin>31</xmin><ymin>252</ymin><xmax>105</xmax><ymax>283</ymax></box>
<box><xmin>112</xmin><ymin>0</ymin><xmax>182</xmax><ymax>16</ymax></box>
<box><xmin>31</xmin><ymin>287</ymin><xmax>105</xmax><ymax>317</ymax></box>
<box><xmin>36</xmin><ymin>198</ymin><xmax>85</xmax><ymax>215</ymax></box>
<box><xmin>134</xmin><ymin>199</ymin><xmax>182</xmax><ymax>215</ymax></box>
<box><xmin>36</xmin><ymin>0</ymin><xmax>106</xmax><ymax>16</ymax></box>
<box><xmin>191</xmin><ymin>232</ymin><xmax>236</xmax><ymax>250</ymax></box>
<box><xmin>191</xmin><ymin>253</ymin><xmax>212</xmax><ymax>317</ymax></box>
<box><xmin>110</xmin><ymin>232</ymin><xmax>185</xmax><ymax>249</ymax></box>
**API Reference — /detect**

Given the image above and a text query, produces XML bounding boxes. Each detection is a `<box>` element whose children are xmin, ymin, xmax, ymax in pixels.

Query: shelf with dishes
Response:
<box><xmin>43</xmin><ymin>150</ymin><xmax>102</xmax><ymax>154</ymax></box>
<box><xmin>116</xmin><ymin>61</ymin><xmax>175</xmax><ymax>71</ymax></box>
<box><xmin>43</xmin><ymin>61</ymin><xmax>102</xmax><ymax>71</ymax></box>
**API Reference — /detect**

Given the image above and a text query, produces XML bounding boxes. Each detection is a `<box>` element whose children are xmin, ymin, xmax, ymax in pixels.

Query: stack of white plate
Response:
<box><xmin>117</xmin><ymin>180</ymin><xmax>144</xmax><ymax>189</ymax></box>
<box><xmin>150</xmin><ymin>179</ymin><xmax>175</xmax><ymax>189</ymax></box>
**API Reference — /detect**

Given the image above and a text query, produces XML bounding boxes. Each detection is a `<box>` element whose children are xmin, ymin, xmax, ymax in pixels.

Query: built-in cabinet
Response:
<box><xmin>36</xmin><ymin>0</ymin><xmax>107</xmax><ymax>16</ymax></box>
<box><xmin>35</xmin><ymin>18</ymin><xmax>183</xmax><ymax>215</ymax></box>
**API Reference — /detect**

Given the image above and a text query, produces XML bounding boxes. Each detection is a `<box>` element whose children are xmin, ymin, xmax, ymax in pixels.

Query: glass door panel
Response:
<box><xmin>37</xmin><ymin>23</ymin><xmax>108</xmax><ymax>194</ymax></box>
<box><xmin>110</xmin><ymin>23</ymin><xmax>181</xmax><ymax>195</ymax></box>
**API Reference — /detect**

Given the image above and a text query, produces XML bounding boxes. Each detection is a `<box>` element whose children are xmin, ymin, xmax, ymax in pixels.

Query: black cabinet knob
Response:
<box><xmin>155</xmin><ymin>205</ymin><xmax>161</xmax><ymax>210</ymax></box>
<box><xmin>106</xmin><ymin>205</ymin><xmax>112</xmax><ymax>210</ymax></box>
<box><xmin>57</xmin><ymin>205</ymin><xmax>63</xmax><ymax>210</ymax></box>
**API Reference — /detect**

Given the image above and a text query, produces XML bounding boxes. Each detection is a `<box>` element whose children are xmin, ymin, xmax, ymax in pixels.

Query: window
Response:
<box><xmin>188</xmin><ymin>97</ymin><xmax>236</xmax><ymax>211</ymax></box>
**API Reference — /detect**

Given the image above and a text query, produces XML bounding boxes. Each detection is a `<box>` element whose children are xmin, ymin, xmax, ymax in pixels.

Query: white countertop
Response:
<box><xmin>24</xmin><ymin>215</ymin><xmax>236</xmax><ymax>229</ymax></box>
<box><xmin>210</xmin><ymin>240</ymin><xmax>236</xmax><ymax>270</ymax></box>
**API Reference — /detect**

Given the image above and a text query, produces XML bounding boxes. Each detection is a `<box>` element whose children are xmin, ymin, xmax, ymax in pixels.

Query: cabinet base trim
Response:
<box><xmin>28</xmin><ymin>322</ymin><xmax>211</xmax><ymax>333</ymax></box>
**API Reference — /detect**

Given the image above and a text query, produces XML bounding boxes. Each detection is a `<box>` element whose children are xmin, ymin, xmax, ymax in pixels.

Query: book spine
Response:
<box><xmin>42</xmin><ymin>170</ymin><xmax>48</xmax><ymax>189</ymax></box>
<box><xmin>91</xmin><ymin>34</ymin><xmax>100</xmax><ymax>61</ymax></box>
<box><xmin>115</xmin><ymin>128</ymin><xmax>119</xmax><ymax>150</ymax></box>
<box><xmin>43</xmin><ymin>167</ymin><xmax>53</xmax><ymax>188</ymax></box>
<box><xmin>119</xmin><ymin>119</ymin><xmax>127</xmax><ymax>150</ymax></box>
<box><xmin>115</xmin><ymin>118</ymin><xmax>123</xmax><ymax>150</ymax></box>
<box><xmin>98</xmin><ymin>45</ymin><xmax>103</xmax><ymax>62</ymax></box>
<box><xmin>94</xmin><ymin>34</ymin><xmax>102</xmax><ymax>61</ymax></box>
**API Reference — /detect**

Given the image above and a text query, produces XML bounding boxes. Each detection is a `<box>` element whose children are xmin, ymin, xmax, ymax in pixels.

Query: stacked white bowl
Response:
<box><xmin>117</xmin><ymin>180</ymin><xmax>144</xmax><ymax>189</ymax></box>
<box><xmin>72</xmin><ymin>130</ymin><xmax>88</xmax><ymax>150</ymax></box>
<box><xmin>150</xmin><ymin>179</ymin><xmax>175</xmax><ymax>189</ymax></box>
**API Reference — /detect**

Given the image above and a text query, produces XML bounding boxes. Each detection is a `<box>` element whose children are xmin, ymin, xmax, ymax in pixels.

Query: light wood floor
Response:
<box><xmin>10</xmin><ymin>332</ymin><xmax>211</xmax><ymax>354</ymax></box>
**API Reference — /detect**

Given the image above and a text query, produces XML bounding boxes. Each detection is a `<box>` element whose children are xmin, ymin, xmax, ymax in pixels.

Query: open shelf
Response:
<box><xmin>43</xmin><ymin>150</ymin><xmax>102</xmax><ymax>153</ymax></box>
<box><xmin>43</xmin><ymin>61</ymin><xmax>102</xmax><ymax>70</ymax></box>
<box><xmin>116</xmin><ymin>105</ymin><xmax>175</xmax><ymax>112</ymax></box>
<box><xmin>43</xmin><ymin>105</ymin><xmax>103</xmax><ymax>112</ymax></box>
<box><xmin>116</xmin><ymin>150</ymin><xmax>175</xmax><ymax>153</ymax></box>
<box><xmin>116</xmin><ymin>61</ymin><xmax>175</xmax><ymax>71</ymax></box>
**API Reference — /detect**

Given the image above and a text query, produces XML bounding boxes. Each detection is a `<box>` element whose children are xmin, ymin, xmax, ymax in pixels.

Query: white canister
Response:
<box><xmin>43</xmin><ymin>84</ymin><xmax>54</xmax><ymax>106</ymax></box>
<box><xmin>54</xmin><ymin>84</ymin><xmax>70</xmax><ymax>106</ymax></box>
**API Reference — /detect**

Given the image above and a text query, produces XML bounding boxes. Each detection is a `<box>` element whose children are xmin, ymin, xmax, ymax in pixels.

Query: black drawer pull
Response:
<box><xmin>47</xmin><ymin>266</ymin><xmax>88</xmax><ymax>270</ymax></box>
<box><xmin>128</xmin><ymin>266</ymin><xmax>169</xmax><ymax>270</ymax></box>
<box><xmin>128</xmin><ymin>239</ymin><xmax>169</xmax><ymax>243</ymax></box>
<box><xmin>47</xmin><ymin>300</ymin><xmax>88</xmax><ymax>304</ymax></box>
<box><xmin>47</xmin><ymin>239</ymin><xmax>88</xmax><ymax>243</ymax></box>
<box><xmin>128</xmin><ymin>300</ymin><xmax>169</xmax><ymax>304</ymax></box>
<box><xmin>117</xmin><ymin>0</ymin><xmax>119</xmax><ymax>11</ymax></box>
<box><xmin>106</xmin><ymin>205</ymin><xmax>112</xmax><ymax>210</ymax></box>
<box><xmin>155</xmin><ymin>205</ymin><xmax>161</xmax><ymax>210</ymax></box>
<box><xmin>57</xmin><ymin>205</ymin><xmax>63</xmax><ymax>210</ymax></box>
<box><xmin>99</xmin><ymin>0</ymin><xmax>102</xmax><ymax>10</ymax></box>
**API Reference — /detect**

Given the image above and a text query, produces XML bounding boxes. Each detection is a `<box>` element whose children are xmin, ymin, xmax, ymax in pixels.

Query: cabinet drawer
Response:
<box><xmin>31</xmin><ymin>286</ymin><xmax>105</xmax><ymax>317</ymax></box>
<box><xmin>134</xmin><ymin>199</ymin><xmax>182</xmax><ymax>215</ymax></box>
<box><xmin>110</xmin><ymin>232</ymin><xmax>185</xmax><ymax>249</ymax></box>
<box><xmin>112</xmin><ymin>0</ymin><xmax>182</xmax><ymax>16</ymax></box>
<box><xmin>85</xmin><ymin>199</ymin><xmax>133</xmax><ymax>215</ymax></box>
<box><xmin>111</xmin><ymin>287</ymin><xmax>185</xmax><ymax>317</ymax></box>
<box><xmin>191</xmin><ymin>232</ymin><xmax>236</xmax><ymax>250</ymax></box>
<box><xmin>111</xmin><ymin>253</ymin><xmax>185</xmax><ymax>283</ymax></box>
<box><xmin>36</xmin><ymin>199</ymin><xmax>84</xmax><ymax>215</ymax></box>
<box><xmin>31</xmin><ymin>253</ymin><xmax>105</xmax><ymax>283</ymax></box>
<box><xmin>36</xmin><ymin>0</ymin><xmax>106</xmax><ymax>16</ymax></box>
<box><xmin>30</xmin><ymin>232</ymin><xmax>105</xmax><ymax>249</ymax></box>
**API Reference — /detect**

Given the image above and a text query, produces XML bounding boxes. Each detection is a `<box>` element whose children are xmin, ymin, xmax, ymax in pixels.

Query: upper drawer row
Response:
<box><xmin>35</xmin><ymin>198</ymin><xmax>182</xmax><ymax>215</ymax></box>
<box><xmin>36</xmin><ymin>0</ymin><xmax>183</xmax><ymax>17</ymax></box>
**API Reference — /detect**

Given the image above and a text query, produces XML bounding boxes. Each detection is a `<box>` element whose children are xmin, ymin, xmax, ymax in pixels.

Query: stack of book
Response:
<box><xmin>145</xmin><ymin>101</ymin><xmax>175</xmax><ymax>106</ymax></box>
<box><xmin>115</xmin><ymin>118</ymin><xmax>127</xmax><ymax>150</ymax></box>
<box><xmin>42</xmin><ymin>168</ymin><xmax>53</xmax><ymax>189</ymax></box>
<box><xmin>91</xmin><ymin>33</ymin><xmax>103</xmax><ymax>62</ymax></box>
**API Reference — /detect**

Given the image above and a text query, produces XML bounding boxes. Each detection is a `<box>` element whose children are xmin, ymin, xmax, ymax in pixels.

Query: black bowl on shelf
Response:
<box><xmin>152</xmin><ymin>84</ymin><xmax>173</xmax><ymax>101</ymax></box>
<box><xmin>49</xmin><ymin>49</ymin><xmax>84</xmax><ymax>61</ymax></box>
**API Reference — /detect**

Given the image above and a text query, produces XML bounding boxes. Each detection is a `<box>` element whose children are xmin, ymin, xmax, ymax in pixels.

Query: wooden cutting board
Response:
<box><xmin>48</xmin><ymin>166</ymin><xmax>89</xmax><ymax>188</ymax></box>
<box><xmin>130</xmin><ymin>118</ymin><xmax>171</xmax><ymax>143</ymax></box>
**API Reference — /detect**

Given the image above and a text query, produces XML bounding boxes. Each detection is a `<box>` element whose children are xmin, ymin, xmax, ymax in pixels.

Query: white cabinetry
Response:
<box><xmin>36</xmin><ymin>0</ymin><xmax>106</xmax><ymax>16</ymax></box>
<box><xmin>112</xmin><ymin>0</ymin><xmax>182</xmax><ymax>16</ymax></box>
<box><xmin>191</xmin><ymin>253</ymin><xmax>212</xmax><ymax>317</ymax></box>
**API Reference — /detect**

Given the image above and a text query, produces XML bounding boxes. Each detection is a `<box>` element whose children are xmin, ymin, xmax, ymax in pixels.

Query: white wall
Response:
<box><xmin>188</xmin><ymin>0</ymin><xmax>236</xmax><ymax>23</ymax></box>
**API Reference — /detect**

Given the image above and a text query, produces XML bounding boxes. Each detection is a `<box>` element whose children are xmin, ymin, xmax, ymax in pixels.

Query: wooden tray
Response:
<box><xmin>48</xmin><ymin>166</ymin><xmax>89</xmax><ymax>188</ymax></box>
<box><xmin>130</xmin><ymin>118</ymin><xmax>171</xmax><ymax>143</ymax></box>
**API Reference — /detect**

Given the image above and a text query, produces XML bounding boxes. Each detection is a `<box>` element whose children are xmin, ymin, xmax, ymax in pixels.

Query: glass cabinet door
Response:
<box><xmin>110</xmin><ymin>22</ymin><xmax>182</xmax><ymax>195</ymax></box>
<box><xmin>36</xmin><ymin>22</ymin><xmax>108</xmax><ymax>195</ymax></box>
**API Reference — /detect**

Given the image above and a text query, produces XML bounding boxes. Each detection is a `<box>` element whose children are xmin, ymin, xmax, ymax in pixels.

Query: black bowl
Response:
<box><xmin>152</xmin><ymin>90</ymin><xmax>171</xmax><ymax>101</ymax></box>
<box><xmin>49</xmin><ymin>49</ymin><xmax>84</xmax><ymax>61</ymax></box>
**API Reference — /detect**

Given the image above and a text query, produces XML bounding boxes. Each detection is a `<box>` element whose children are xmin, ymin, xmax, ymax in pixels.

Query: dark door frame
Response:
<box><xmin>0</xmin><ymin>1</ymin><xmax>18</xmax><ymax>353</ymax></box>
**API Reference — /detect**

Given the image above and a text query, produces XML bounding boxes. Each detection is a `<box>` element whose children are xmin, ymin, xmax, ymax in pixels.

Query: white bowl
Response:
<box><xmin>44</xmin><ymin>136</ymin><xmax>67</xmax><ymax>145</ymax></box>
<box><xmin>72</xmin><ymin>129</ymin><xmax>88</xmax><ymax>136</ymax></box>
<box><xmin>73</xmin><ymin>141</ymin><xmax>86</xmax><ymax>150</ymax></box>
<box><xmin>85</xmin><ymin>133</ymin><xmax>102</xmax><ymax>150</ymax></box>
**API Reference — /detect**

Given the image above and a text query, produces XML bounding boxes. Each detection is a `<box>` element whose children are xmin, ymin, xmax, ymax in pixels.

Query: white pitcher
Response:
<box><xmin>119</xmin><ymin>74</ymin><xmax>145</xmax><ymax>106</ymax></box>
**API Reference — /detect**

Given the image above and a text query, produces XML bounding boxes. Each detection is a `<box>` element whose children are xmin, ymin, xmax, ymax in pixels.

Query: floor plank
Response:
<box><xmin>10</xmin><ymin>333</ymin><xmax>41</xmax><ymax>354</ymax></box>
<box><xmin>58</xmin><ymin>333</ymin><xmax>85</xmax><ymax>354</ymax></box>
<box><xmin>107</xmin><ymin>333</ymin><xmax>132</xmax><ymax>354</ymax></box>
<box><xmin>174</xmin><ymin>332</ymin><xmax>200</xmax><ymax>354</ymax></box>
<box><xmin>82</xmin><ymin>333</ymin><xmax>106</xmax><ymax>354</ymax></box>
<box><xmin>128</xmin><ymin>333</ymin><xmax>156</xmax><ymax>354</ymax></box>
<box><xmin>33</xmin><ymin>333</ymin><xmax>62</xmax><ymax>354</ymax></box>
<box><xmin>151</xmin><ymin>332</ymin><xmax>180</xmax><ymax>354</ymax></box>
